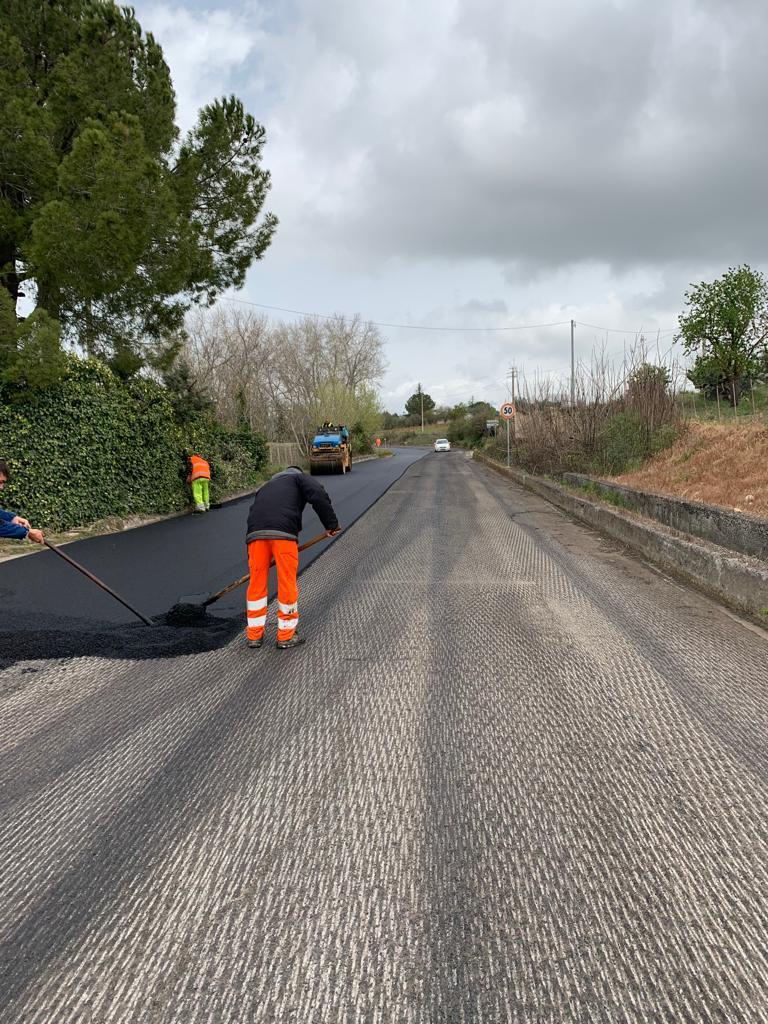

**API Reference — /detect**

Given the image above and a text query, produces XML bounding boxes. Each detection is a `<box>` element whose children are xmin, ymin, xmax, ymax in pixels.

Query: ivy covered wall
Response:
<box><xmin>0</xmin><ymin>357</ymin><xmax>266</xmax><ymax>528</ymax></box>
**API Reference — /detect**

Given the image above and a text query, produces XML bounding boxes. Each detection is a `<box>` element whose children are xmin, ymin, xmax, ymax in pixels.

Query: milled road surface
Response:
<box><xmin>1</xmin><ymin>452</ymin><xmax>767</xmax><ymax>1023</ymax></box>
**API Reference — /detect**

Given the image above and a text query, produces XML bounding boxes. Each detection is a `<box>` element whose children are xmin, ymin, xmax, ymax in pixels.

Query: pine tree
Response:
<box><xmin>0</xmin><ymin>1</ymin><xmax>277</xmax><ymax>371</ymax></box>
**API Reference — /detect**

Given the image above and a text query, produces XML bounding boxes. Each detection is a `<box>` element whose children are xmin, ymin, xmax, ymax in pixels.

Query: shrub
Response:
<box><xmin>447</xmin><ymin>411</ymin><xmax>489</xmax><ymax>447</ymax></box>
<box><xmin>350</xmin><ymin>422</ymin><xmax>374</xmax><ymax>454</ymax></box>
<box><xmin>593</xmin><ymin>412</ymin><xmax>679</xmax><ymax>476</ymax></box>
<box><xmin>0</xmin><ymin>355</ymin><xmax>266</xmax><ymax>528</ymax></box>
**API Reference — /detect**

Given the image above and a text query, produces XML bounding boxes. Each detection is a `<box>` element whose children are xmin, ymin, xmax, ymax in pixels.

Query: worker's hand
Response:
<box><xmin>27</xmin><ymin>528</ymin><xmax>45</xmax><ymax>544</ymax></box>
<box><xmin>12</xmin><ymin>515</ymin><xmax>30</xmax><ymax>528</ymax></box>
<box><xmin>326</xmin><ymin>528</ymin><xmax>342</xmax><ymax>537</ymax></box>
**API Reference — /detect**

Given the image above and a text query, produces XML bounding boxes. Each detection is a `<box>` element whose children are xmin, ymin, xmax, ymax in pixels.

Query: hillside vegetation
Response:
<box><xmin>613</xmin><ymin>422</ymin><xmax>768</xmax><ymax>517</ymax></box>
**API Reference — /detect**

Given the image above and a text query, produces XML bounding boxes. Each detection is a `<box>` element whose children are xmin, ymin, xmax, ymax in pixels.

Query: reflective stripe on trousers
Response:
<box><xmin>246</xmin><ymin>539</ymin><xmax>299</xmax><ymax>641</ymax></box>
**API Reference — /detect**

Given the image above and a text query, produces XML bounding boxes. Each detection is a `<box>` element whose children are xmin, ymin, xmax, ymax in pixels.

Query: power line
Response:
<box><xmin>220</xmin><ymin>295</ymin><xmax>682</xmax><ymax>339</ymax></box>
<box><xmin>220</xmin><ymin>295</ymin><xmax>569</xmax><ymax>332</ymax></box>
<box><xmin>575</xmin><ymin>320</ymin><xmax>678</xmax><ymax>336</ymax></box>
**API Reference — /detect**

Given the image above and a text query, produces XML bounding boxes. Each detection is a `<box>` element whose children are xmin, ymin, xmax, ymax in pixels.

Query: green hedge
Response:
<box><xmin>0</xmin><ymin>356</ymin><xmax>267</xmax><ymax>528</ymax></box>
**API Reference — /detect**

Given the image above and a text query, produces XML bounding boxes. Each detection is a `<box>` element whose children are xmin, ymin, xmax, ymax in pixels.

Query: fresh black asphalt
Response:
<box><xmin>0</xmin><ymin>448</ymin><xmax>426</xmax><ymax>646</ymax></box>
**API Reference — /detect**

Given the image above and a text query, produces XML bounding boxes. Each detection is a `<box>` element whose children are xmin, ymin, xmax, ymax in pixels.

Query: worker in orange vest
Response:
<box><xmin>187</xmin><ymin>454</ymin><xmax>211</xmax><ymax>513</ymax></box>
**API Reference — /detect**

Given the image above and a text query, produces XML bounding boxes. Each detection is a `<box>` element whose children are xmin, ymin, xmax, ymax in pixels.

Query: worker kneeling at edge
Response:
<box><xmin>0</xmin><ymin>460</ymin><xmax>44</xmax><ymax>544</ymax></box>
<box><xmin>245</xmin><ymin>466</ymin><xmax>340</xmax><ymax>650</ymax></box>
<box><xmin>187</xmin><ymin>453</ymin><xmax>211</xmax><ymax>513</ymax></box>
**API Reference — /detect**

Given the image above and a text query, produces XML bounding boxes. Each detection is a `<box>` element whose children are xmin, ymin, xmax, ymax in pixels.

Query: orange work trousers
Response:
<box><xmin>246</xmin><ymin>539</ymin><xmax>299</xmax><ymax>642</ymax></box>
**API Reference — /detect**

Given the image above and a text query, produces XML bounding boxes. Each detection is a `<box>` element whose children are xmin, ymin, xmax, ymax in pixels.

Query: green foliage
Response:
<box><xmin>679</xmin><ymin>265</ymin><xmax>768</xmax><ymax>405</ymax></box>
<box><xmin>448</xmin><ymin>412</ymin><xmax>487</xmax><ymax>447</ymax></box>
<box><xmin>686</xmin><ymin>356</ymin><xmax>759</xmax><ymax>404</ymax></box>
<box><xmin>0</xmin><ymin>0</ymin><xmax>276</xmax><ymax>369</ymax></box>
<box><xmin>173</xmin><ymin>96</ymin><xmax>277</xmax><ymax>302</ymax></box>
<box><xmin>626</xmin><ymin>363</ymin><xmax>670</xmax><ymax>404</ymax></box>
<box><xmin>448</xmin><ymin>402</ymin><xmax>468</xmax><ymax>421</ymax></box>
<box><xmin>594</xmin><ymin>412</ymin><xmax>677</xmax><ymax>476</ymax></box>
<box><xmin>405</xmin><ymin>385</ymin><xmax>435</xmax><ymax>419</ymax></box>
<box><xmin>0</xmin><ymin>289</ymin><xmax>67</xmax><ymax>392</ymax></box>
<box><xmin>0</xmin><ymin>355</ymin><xmax>266</xmax><ymax>528</ymax></box>
<box><xmin>677</xmin><ymin>382</ymin><xmax>768</xmax><ymax>419</ymax></box>
<box><xmin>384</xmin><ymin>426</ymin><xmax>445</xmax><ymax>446</ymax></box>
<box><xmin>573</xmin><ymin>480</ymin><xmax>631</xmax><ymax>509</ymax></box>
<box><xmin>315</xmin><ymin>379</ymin><xmax>381</xmax><ymax>451</ymax></box>
<box><xmin>381</xmin><ymin>410</ymin><xmax>404</xmax><ymax>430</ymax></box>
<box><xmin>349</xmin><ymin>423</ymin><xmax>373</xmax><ymax>454</ymax></box>
<box><xmin>162</xmin><ymin>357</ymin><xmax>213</xmax><ymax>425</ymax></box>
<box><xmin>447</xmin><ymin>401</ymin><xmax>499</xmax><ymax>447</ymax></box>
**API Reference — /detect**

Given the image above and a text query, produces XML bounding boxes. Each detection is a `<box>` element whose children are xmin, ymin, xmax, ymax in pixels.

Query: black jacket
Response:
<box><xmin>246</xmin><ymin>469</ymin><xmax>338</xmax><ymax>543</ymax></box>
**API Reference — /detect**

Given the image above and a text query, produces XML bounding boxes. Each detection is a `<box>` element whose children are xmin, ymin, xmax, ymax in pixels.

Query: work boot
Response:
<box><xmin>276</xmin><ymin>633</ymin><xmax>305</xmax><ymax>650</ymax></box>
<box><xmin>247</xmin><ymin>638</ymin><xmax>263</xmax><ymax>649</ymax></box>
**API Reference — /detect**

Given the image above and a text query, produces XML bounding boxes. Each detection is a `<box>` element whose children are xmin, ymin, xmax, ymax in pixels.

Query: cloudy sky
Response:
<box><xmin>134</xmin><ymin>0</ymin><xmax>767</xmax><ymax>411</ymax></box>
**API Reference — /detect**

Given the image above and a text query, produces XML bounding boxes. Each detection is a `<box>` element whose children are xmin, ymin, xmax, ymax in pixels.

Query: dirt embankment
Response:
<box><xmin>614</xmin><ymin>421</ymin><xmax>768</xmax><ymax>517</ymax></box>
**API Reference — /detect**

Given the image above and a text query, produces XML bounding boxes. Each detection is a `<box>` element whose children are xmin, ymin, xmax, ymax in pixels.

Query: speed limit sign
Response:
<box><xmin>500</xmin><ymin>403</ymin><xmax>516</xmax><ymax>420</ymax></box>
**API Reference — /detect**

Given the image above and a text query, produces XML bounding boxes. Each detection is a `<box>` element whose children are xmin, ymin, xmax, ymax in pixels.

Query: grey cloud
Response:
<box><xmin>280</xmin><ymin>0</ymin><xmax>768</xmax><ymax>272</ymax></box>
<box><xmin>137</xmin><ymin>0</ymin><xmax>760</xmax><ymax>407</ymax></box>
<box><xmin>457</xmin><ymin>299</ymin><xmax>508</xmax><ymax>314</ymax></box>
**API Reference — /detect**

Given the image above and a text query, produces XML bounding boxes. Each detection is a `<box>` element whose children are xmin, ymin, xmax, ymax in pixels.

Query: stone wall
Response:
<box><xmin>562</xmin><ymin>473</ymin><xmax>768</xmax><ymax>562</ymax></box>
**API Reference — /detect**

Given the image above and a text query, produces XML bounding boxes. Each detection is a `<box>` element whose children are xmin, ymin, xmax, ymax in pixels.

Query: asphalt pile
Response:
<box><xmin>0</xmin><ymin>611</ymin><xmax>238</xmax><ymax>669</ymax></box>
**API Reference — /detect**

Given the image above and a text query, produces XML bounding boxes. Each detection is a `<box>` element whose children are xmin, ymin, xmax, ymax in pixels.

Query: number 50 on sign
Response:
<box><xmin>500</xmin><ymin>403</ymin><xmax>516</xmax><ymax>420</ymax></box>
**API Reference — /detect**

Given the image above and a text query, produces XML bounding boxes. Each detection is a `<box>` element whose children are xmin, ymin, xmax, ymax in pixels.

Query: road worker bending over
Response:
<box><xmin>245</xmin><ymin>466</ymin><xmax>340</xmax><ymax>649</ymax></box>
<box><xmin>187</xmin><ymin>453</ymin><xmax>211</xmax><ymax>513</ymax></box>
<box><xmin>0</xmin><ymin>459</ymin><xmax>44</xmax><ymax>544</ymax></box>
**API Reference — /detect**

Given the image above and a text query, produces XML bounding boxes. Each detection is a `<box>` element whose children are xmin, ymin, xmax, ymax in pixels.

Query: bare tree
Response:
<box><xmin>495</xmin><ymin>339</ymin><xmax>680</xmax><ymax>476</ymax></box>
<box><xmin>183</xmin><ymin>307</ymin><xmax>386</xmax><ymax>449</ymax></box>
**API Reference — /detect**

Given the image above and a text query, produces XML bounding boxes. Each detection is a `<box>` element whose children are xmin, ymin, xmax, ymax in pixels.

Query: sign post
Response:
<box><xmin>499</xmin><ymin>403</ymin><xmax>516</xmax><ymax>468</ymax></box>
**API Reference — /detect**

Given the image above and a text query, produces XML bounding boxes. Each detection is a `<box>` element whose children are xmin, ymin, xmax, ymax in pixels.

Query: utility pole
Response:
<box><xmin>511</xmin><ymin>366</ymin><xmax>517</xmax><ymax>443</ymax></box>
<box><xmin>570</xmin><ymin>320</ymin><xmax>575</xmax><ymax>407</ymax></box>
<box><xmin>419</xmin><ymin>384</ymin><xmax>424</xmax><ymax>433</ymax></box>
<box><xmin>506</xmin><ymin>365</ymin><xmax>517</xmax><ymax>467</ymax></box>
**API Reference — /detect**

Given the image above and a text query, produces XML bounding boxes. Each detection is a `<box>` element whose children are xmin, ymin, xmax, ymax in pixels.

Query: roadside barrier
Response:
<box><xmin>475</xmin><ymin>451</ymin><xmax>768</xmax><ymax>626</ymax></box>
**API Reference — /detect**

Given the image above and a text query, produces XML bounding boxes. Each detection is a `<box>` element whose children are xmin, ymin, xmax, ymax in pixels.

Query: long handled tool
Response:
<box><xmin>165</xmin><ymin>530</ymin><xmax>338</xmax><ymax>626</ymax></box>
<box><xmin>44</xmin><ymin>540</ymin><xmax>154</xmax><ymax>627</ymax></box>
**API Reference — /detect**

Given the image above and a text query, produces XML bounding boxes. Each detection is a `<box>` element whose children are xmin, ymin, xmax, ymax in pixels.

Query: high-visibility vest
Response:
<box><xmin>189</xmin><ymin>455</ymin><xmax>211</xmax><ymax>481</ymax></box>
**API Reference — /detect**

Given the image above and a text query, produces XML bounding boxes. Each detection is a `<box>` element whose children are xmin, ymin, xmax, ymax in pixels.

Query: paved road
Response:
<box><xmin>0</xmin><ymin>448</ymin><xmax>426</xmax><ymax>630</ymax></box>
<box><xmin>1</xmin><ymin>452</ymin><xmax>767</xmax><ymax>1022</ymax></box>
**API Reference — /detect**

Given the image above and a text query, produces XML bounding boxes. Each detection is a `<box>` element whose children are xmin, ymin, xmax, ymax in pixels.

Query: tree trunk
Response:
<box><xmin>728</xmin><ymin>375</ymin><xmax>742</xmax><ymax>406</ymax></box>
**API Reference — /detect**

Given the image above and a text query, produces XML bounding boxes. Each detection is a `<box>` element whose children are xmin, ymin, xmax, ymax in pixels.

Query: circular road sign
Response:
<box><xmin>500</xmin><ymin>403</ymin><xmax>516</xmax><ymax>420</ymax></box>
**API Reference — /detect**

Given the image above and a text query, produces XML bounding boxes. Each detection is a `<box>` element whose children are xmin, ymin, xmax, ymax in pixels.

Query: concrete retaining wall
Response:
<box><xmin>474</xmin><ymin>452</ymin><xmax>768</xmax><ymax>624</ymax></box>
<box><xmin>561</xmin><ymin>472</ymin><xmax>768</xmax><ymax>562</ymax></box>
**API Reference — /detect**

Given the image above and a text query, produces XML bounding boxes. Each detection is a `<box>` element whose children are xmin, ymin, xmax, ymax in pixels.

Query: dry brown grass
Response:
<box><xmin>614</xmin><ymin>421</ymin><xmax>768</xmax><ymax>517</ymax></box>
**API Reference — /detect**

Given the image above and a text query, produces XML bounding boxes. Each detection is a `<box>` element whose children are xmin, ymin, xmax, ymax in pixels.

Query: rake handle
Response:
<box><xmin>202</xmin><ymin>530</ymin><xmax>339</xmax><ymax>608</ymax></box>
<box><xmin>44</xmin><ymin>540</ymin><xmax>154</xmax><ymax>627</ymax></box>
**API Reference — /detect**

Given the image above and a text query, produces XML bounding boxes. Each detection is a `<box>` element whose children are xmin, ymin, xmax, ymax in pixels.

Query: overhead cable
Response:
<box><xmin>575</xmin><ymin>320</ymin><xmax>678</xmax><ymax>336</ymax></box>
<box><xmin>220</xmin><ymin>295</ymin><xmax>569</xmax><ymax>332</ymax></box>
<box><xmin>219</xmin><ymin>295</ymin><xmax>680</xmax><ymax>340</ymax></box>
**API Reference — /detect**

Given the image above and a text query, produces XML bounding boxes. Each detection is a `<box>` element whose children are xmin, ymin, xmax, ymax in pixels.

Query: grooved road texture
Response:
<box><xmin>1</xmin><ymin>454</ymin><xmax>767</xmax><ymax>1023</ymax></box>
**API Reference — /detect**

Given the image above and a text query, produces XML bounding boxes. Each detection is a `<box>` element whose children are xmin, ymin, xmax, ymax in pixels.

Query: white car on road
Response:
<box><xmin>434</xmin><ymin>438</ymin><xmax>451</xmax><ymax>452</ymax></box>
